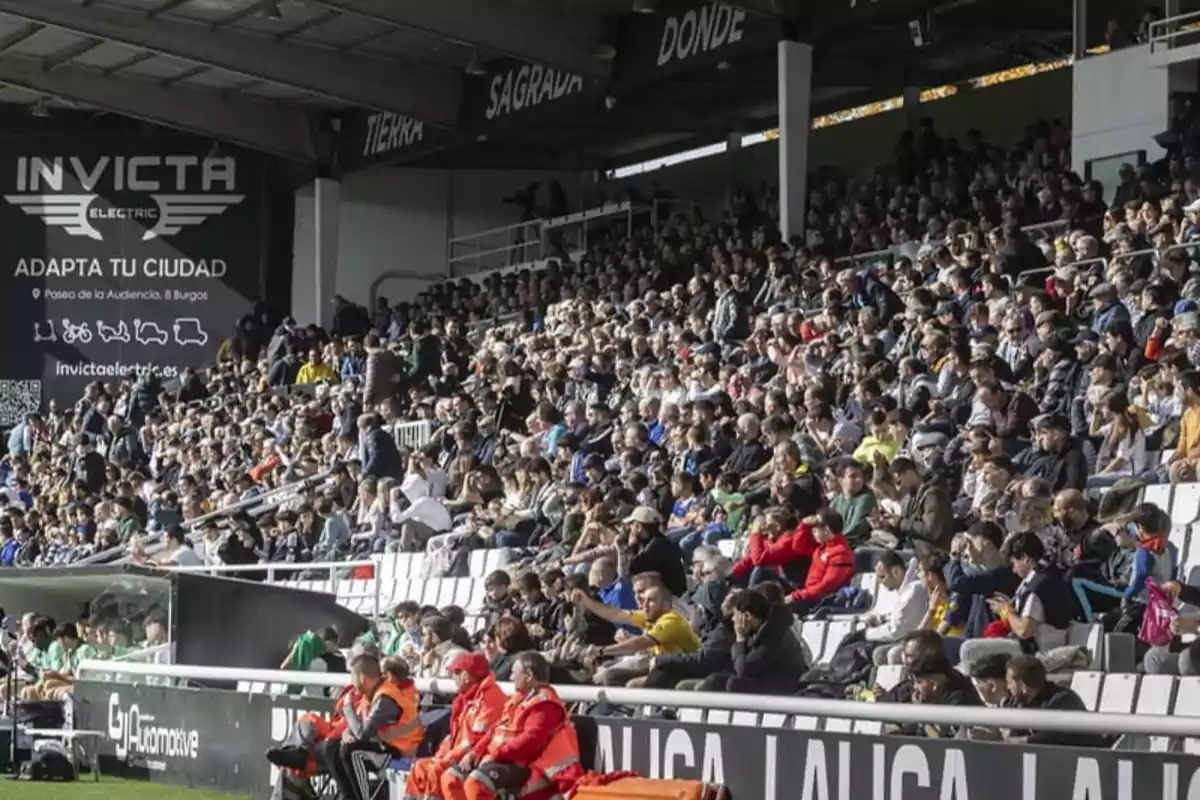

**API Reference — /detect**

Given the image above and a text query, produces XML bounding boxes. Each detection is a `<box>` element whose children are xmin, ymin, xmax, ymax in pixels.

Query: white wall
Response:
<box><xmin>292</xmin><ymin>166</ymin><xmax>589</xmax><ymax>319</ymax></box>
<box><xmin>1072</xmin><ymin>45</ymin><xmax>1169</xmax><ymax>182</ymax></box>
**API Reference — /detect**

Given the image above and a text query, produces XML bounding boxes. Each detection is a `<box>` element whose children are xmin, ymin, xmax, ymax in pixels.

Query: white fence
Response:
<box><xmin>76</xmin><ymin>660</ymin><xmax>1200</xmax><ymax>738</ymax></box>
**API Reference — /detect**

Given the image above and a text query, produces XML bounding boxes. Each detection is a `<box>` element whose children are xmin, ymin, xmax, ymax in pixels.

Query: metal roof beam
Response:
<box><xmin>312</xmin><ymin>0</ymin><xmax>611</xmax><ymax>78</ymax></box>
<box><xmin>0</xmin><ymin>0</ymin><xmax>461</xmax><ymax>126</ymax></box>
<box><xmin>0</xmin><ymin>55</ymin><xmax>319</xmax><ymax>161</ymax></box>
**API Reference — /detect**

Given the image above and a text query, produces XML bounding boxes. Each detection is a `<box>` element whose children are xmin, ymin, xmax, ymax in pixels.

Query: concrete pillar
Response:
<box><xmin>292</xmin><ymin>177</ymin><xmax>341</xmax><ymax>328</ymax></box>
<box><xmin>725</xmin><ymin>132</ymin><xmax>742</xmax><ymax>211</ymax></box>
<box><xmin>902</xmin><ymin>86</ymin><xmax>922</xmax><ymax>131</ymax></box>
<box><xmin>313</xmin><ymin>177</ymin><xmax>341</xmax><ymax>330</ymax></box>
<box><xmin>777</xmin><ymin>40</ymin><xmax>813</xmax><ymax>245</ymax></box>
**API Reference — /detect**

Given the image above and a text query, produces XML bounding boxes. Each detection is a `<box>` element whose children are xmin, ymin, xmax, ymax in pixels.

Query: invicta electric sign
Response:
<box><xmin>5</xmin><ymin>155</ymin><xmax>245</xmax><ymax>242</ymax></box>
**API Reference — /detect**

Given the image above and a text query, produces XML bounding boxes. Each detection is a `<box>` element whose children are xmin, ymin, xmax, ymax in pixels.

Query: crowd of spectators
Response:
<box><xmin>8</xmin><ymin>110</ymin><xmax>1200</xmax><ymax>730</ymax></box>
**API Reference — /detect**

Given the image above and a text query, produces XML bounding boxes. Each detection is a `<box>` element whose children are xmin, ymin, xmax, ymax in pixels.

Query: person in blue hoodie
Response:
<box><xmin>0</xmin><ymin>523</ymin><xmax>18</xmax><ymax>567</ymax></box>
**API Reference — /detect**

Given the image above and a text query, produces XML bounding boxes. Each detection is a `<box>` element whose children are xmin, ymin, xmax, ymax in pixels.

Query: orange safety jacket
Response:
<box><xmin>358</xmin><ymin>679</ymin><xmax>424</xmax><ymax>755</ymax></box>
<box><xmin>484</xmin><ymin>685</ymin><xmax>581</xmax><ymax>797</ymax></box>
<box><xmin>435</xmin><ymin>675</ymin><xmax>507</xmax><ymax>761</ymax></box>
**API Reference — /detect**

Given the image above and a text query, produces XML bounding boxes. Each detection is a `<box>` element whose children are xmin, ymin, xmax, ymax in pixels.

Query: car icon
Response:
<box><xmin>173</xmin><ymin>318</ymin><xmax>208</xmax><ymax>347</ymax></box>
<box><xmin>134</xmin><ymin>319</ymin><xmax>168</xmax><ymax>346</ymax></box>
<box><xmin>97</xmin><ymin>320</ymin><xmax>131</xmax><ymax>344</ymax></box>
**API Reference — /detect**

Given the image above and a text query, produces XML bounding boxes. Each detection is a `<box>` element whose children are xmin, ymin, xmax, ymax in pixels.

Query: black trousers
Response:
<box><xmin>318</xmin><ymin>739</ymin><xmax>396</xmax><ymax>800</ymax></box>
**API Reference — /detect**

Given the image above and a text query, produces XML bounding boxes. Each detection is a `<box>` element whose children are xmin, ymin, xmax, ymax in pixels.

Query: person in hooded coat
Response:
<box><xmin>363</xmin><ymin>333</ymin><xmax>399</xmax><ymax>408</ymax></box>
<box><xmin>699</xmin><ymin>589</ymin><xmax>807</xmax><ymax>694</ymax></box>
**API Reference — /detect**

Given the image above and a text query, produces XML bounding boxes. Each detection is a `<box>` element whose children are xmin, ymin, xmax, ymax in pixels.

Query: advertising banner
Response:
<box><xmin>459</xmin><ymin>58</ymin><xmax>604</xmax><ymax>132</ymax></box>
<box><xmin>72</xmin><ymin>683</ymin><xmax>1200</xmax><ymax>800</ymax></box>
<box><xmin>74</xmin><ymin>681</ymin><xmax>325</xmax><ymax>796</ymax></box>
<box><xmin>613</xmin><ymin>2</ymin><xmax>782</xmax><ymax>89</ymax></box>
<box><xmin>336</xmin><ymin>110</ymin><xmax>456</xmax><ymax>173</ymax></box>
<box><xmin>0</xmin><ymin>137</ymin><xmax>266</xmax><ymax>418</ymax></box>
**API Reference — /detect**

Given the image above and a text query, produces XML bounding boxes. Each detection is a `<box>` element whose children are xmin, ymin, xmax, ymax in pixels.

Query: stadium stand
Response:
<box><xmin>10</xmin><ymin>43</ymin><xmax>1200</xmax><ymax>797</ymax></box>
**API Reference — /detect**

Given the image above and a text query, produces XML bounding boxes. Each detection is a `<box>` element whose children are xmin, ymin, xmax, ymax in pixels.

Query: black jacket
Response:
<box><xmin>361</xmin><ymin>428</ymin><xmax>403</xmax><ymax>480</ymax></box>
<box><xmin>726</xmin><ymin>604</ymin><xmax>808</xmax><ymax>694</ymax></box>
<box><xmin>407</xmin><ymin>334</ymin><xmax>442</xmax><ymax>385</ymax></box>
<box><xmin>628</xmin><ymin>533</ymin><xmax>688</xmax><ymax>598</ymax></box>
<box><xmin>1011</xmin><ymin>684</ymin><xmax>1108</xmax><ymax>747</ymax></box>
<box><xmin>886</xmin><ymin>669</ymin><xmax>983</xmax><ymax>738</ymax></box>
<box><xmin>898</xmin><ymin>473</ymin><xmax>954</xmax><ymax>554</ymax></box>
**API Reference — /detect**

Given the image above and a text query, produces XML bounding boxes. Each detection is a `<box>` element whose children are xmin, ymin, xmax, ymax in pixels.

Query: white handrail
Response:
<box><xmin>77</xmin><ymin>660</ymin><xmax>1200</xmax><ymax>737</ymax></box>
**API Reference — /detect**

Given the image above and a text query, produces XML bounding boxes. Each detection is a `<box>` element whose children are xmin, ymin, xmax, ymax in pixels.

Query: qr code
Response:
<box><xmin>0</xmin><ymin>380</ymin><xmax>42</xmax><ymax>427</ymax></box>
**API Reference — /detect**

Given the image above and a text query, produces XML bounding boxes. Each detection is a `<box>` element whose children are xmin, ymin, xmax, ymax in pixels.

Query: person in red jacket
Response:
<box><xmin>730</xmin><ymin>507</ymin><xmax>815</xmax><ymax>588</ymax></box>
<box><xmin>783</xmin><ymin>508</ymin><xmax>855</xmax><ymax>616</ymax></box>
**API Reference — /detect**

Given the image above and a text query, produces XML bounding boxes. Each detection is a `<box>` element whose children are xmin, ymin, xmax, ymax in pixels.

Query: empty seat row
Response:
<box><xmin>374</xmin><ymin>548</ymin><xmax>516</xmax><ymax>586</ymax></box>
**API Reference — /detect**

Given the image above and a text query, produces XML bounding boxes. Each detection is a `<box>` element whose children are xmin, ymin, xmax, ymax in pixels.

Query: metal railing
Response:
<box><xmin>165</xmin><ymin>558</ymin><xmax>382</xmax><ymax>621</ymax></box>
<box><xmin>541</xmin><ymin>201</ymin><xmax>649</xmax><ymax>256</ymax></box>
<box><xmin>74</xmin><ymin>468</ymin><xmax>336</xmax><ymax>566</ymax></box>
<box><xmin>447</xmin><ymin>219</ymin><xmax>547</xmax><ymax>277</ymax></box>
<box><xmin>1148</xmin><ymin>12</ymin><xmax>1200</xmax><ymax>58</ymax></box>
<box><xmin>393</xmin><ymin>419</ymin><xmax>433</xmax><ymax>450</ymax></box>
<box><xmin>1020</xmin><ymin>220</ymin><xmax>1071</xmax><ymax>241</ymax></box>
<box><xmin>77</xmin><ymin>660</ymin><xmax>1200</xmax><ymax>738</ymax></box>
<box><xmin>465</xmin><ymin>311</ymin><xmax>524</xmax><ymax>342</ymax></box>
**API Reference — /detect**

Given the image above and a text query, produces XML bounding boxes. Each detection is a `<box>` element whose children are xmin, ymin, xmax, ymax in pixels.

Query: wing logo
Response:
<box><xmin>143</xmin><ymin>193</ymin><xmax>245</xmax><ymax>241</ymax></box>
<box><xmin>3</xmin><ymin>194</ymin><xmax>102</xmax><ymax>240</ymax></box>
<box><xmin>2</xmin><ymin>192</ymin><xmax>245</xmax><ymax>241</ymax></box>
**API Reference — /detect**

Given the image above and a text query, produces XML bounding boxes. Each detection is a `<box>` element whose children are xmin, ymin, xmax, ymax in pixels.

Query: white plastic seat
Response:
<box><xmin>1069</xmin><ymin>671</ymin><xmax>1103</xmax><ymax>712</ymax></box>
<box><xmin>677</xmin><ymin>708</ymin><xmax>703</xmax><ymax>724</ymax></box>
<box><xmin>1136</xmin><ymin>675</ymin><xmax>1176</xmax><ymax>752</ymax></box>
<box><xmin>823</xmin><ymin>717</ymin><xmax>853</xmax><ymax>733</ymax></box>
<box><xmin>716</xmin><ymin>539</ymin><xmax>739</xmax><ymax>559</ymax></box>
<box><xmin>421</xmin><ymin>581</ymin><xmax>442</xmax><ymax>607</ymax></box>
<box><xmin>467</xmin><ymin>580</ymin><xmax>487</xmax><ymax>613</ymax></box>
<box><xmin>1097</xmin><ymin>672</ymin><xmax>1138</xmax><ymax>714</ymax></box>
<box><xmin>798</xmin><ymin>622</ymin><xmax>825</xmax><ymax>666</ymax></box>
<box><xmin>730</xmin><ymin>712</ymin><xmax>758</xmax><ymax>727</ymax></box>
<box><xmin>760</xmin><ymin>713</ymin><xmax>787</xmax><ymax>728</ymax></box>
<box><xmin>705</xmin><ymin>710</ymin><xmax>731</xmax><ymax>725</ymax></box>
<box><xmin>1172</xmin><ymin>483</ymin><xmax>1200</xmax><ymax>528</ymax></box>
<box><xmin>399</xmin><ymin>579</ymin><xmax>424</xmax><ymax>605</ymax></box>
<box><xmin>468</xmin><ymin>550</ymin><xmax>488</xmax><ymax>578</ymax></box>
<box><xmin>436</xmin><ymin>578</ymin><xmax>459</xmax><ymax>608</ymax></box>
<box><xmin>453</xmin><ymin>578</ymin><xmax>474</xmax><ymax>608</ymax></box>
<box><xmin>819</xmin><ymin>620</ymin><xmax>853</xmax><ymax>663</ymax></box>
<box><xmin>791</xmin><ymin>714</ymin><xmax>819</xmax><ymax>730</ymax></box>
<box><xmin>1067</xmin><ymin>622</ymin><xmax>1104</xmax><ymax>669</ymax></box>
<box><xmin>874</xmin><ymin>664</ymin><xmax>904</xmax><ymax>691</ymax></box>
<box><xmin>1143</xmin><ymin>484</ymin><xmax>1174</xmax><ymax>515</ymax></box>
<box><xmin>854</xmin><ymin>572</ymin><xmax>878</xmax><ymax>602</ymax></box>
<box><xmin>482</xmin><ymin>549</ymin><xmax>505</xmax><ymax>576</ymax></box>
<box><xmin>1173</xmin><ymin>676</ymin><xmax>1200</xmax><ymax>754</ymax></box>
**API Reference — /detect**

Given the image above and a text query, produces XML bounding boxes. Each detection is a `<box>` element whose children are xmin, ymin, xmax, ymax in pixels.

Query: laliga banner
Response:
<box><xmin>0</xmin><ymin>137</ymin><xmax>265</xmax><ymax>416</ymax></box>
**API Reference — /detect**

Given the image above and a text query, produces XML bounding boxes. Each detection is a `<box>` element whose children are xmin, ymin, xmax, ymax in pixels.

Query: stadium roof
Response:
<box><xmin>0</xmin><ymin>0</ymin><xmax>1122</xmax><ymax>172</ymax></box>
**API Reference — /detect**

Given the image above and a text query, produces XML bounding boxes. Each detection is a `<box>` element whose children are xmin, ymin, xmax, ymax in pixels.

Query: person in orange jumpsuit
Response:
<box><xmin>440</xmin><ymin>652</ymin><xmax>583</xmax><ymax>800</ymax></box>
<box><xmin>403</xmin><ymin>652</ymin><xmax>507</xmax><ymax>800</ymax></box>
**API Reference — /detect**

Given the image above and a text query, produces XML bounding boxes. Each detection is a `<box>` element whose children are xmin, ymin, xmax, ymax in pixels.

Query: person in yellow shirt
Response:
<box><xmin>853</xmin><ymin>408</ymin><xmax>901</xmax><ymax>465</ymax></box>
<box><xmin>1167</xmin><ymin>371</ymin><xmax>1200</xmax><ymax>483</ymax></box>
<box><xmin>569</xmin><ymin>584</ymin><xmax>700</xmax><ymax>687</ymax></box>
<box><xmin>295</xmin><ymin>349</ymin><xmax>339</xmax><ymax>386</ymax></box>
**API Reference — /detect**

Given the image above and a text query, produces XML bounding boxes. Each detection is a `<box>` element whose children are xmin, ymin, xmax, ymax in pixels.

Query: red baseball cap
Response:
<box><xmin>446</xmin><ymin>652</ymin><xmax>490</xmax><ymax>680</ymax></box>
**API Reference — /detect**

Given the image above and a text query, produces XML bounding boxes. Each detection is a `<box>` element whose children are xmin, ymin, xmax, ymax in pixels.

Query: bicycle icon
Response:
<box><xmin>62</xmin><ymin>318</ymin><xmax>93</xmax><ymax>345</ymax></box>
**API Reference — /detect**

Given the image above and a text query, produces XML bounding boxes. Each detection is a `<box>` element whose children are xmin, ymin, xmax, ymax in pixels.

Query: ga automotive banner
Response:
<box><xmin>75</xmin><ymin>681</ymin><xmax>1200</xmax><ymax>800</ymax></box>
<box><xmin>0</xmin><ymin>136</ymin><xmax>266</xmax><ymax>418</ymax></box>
